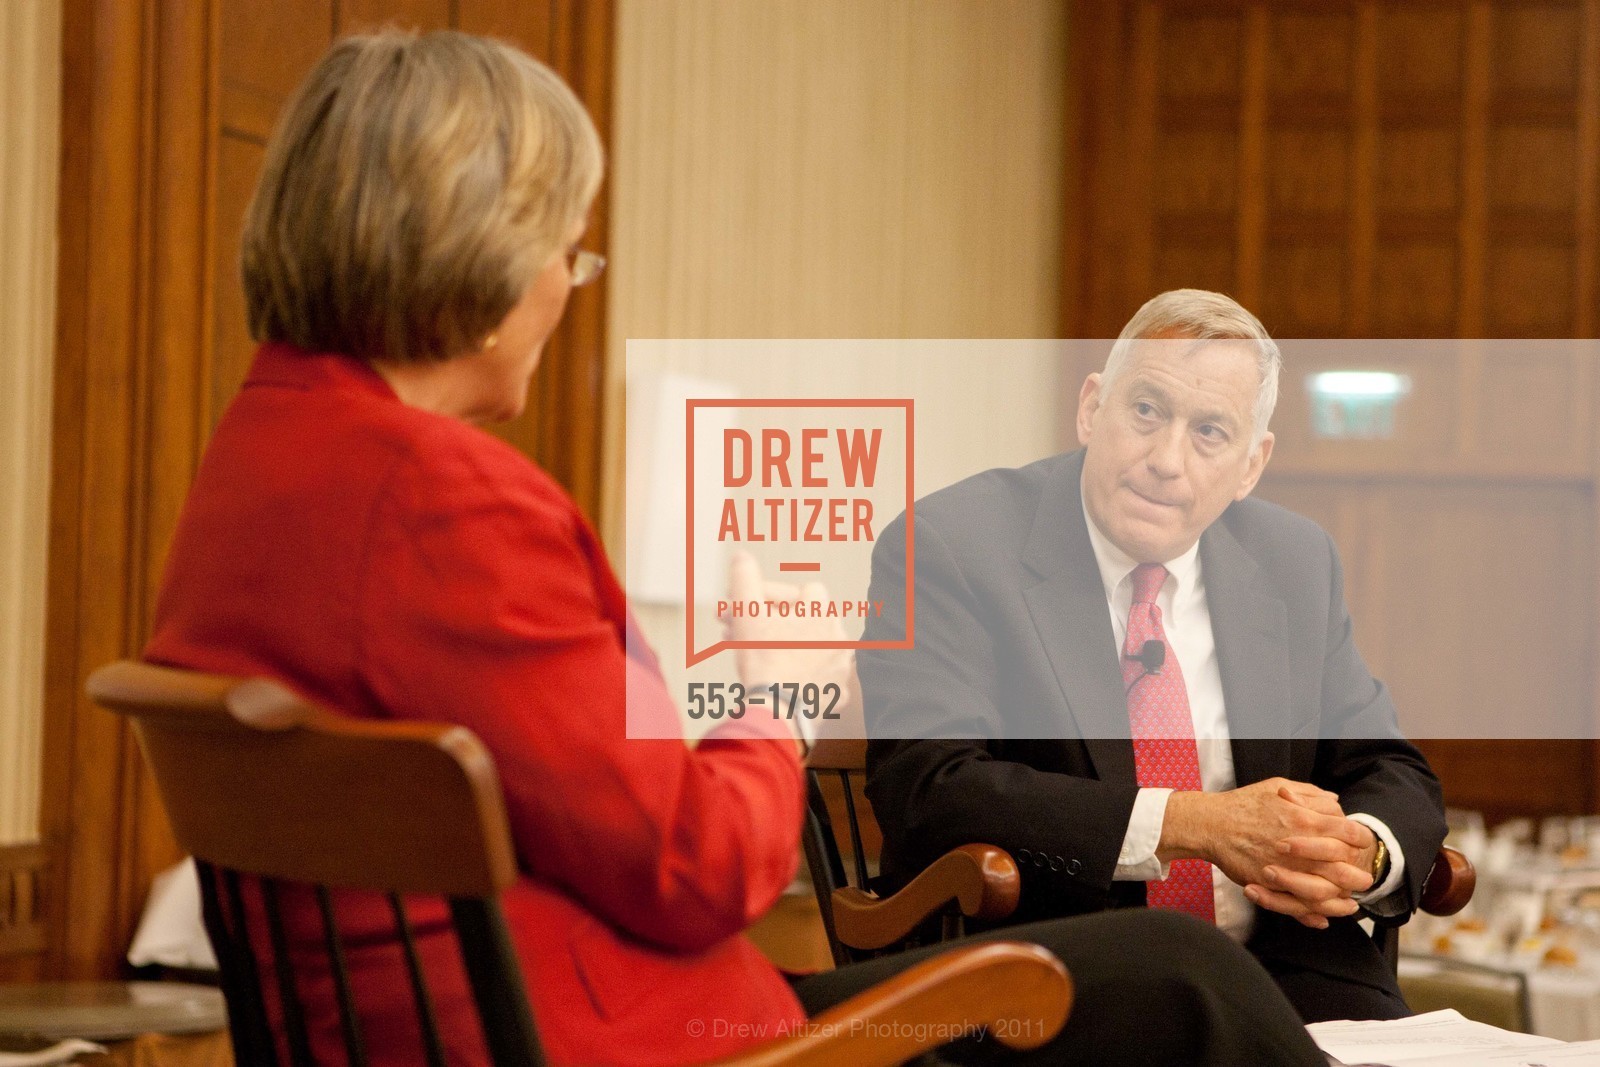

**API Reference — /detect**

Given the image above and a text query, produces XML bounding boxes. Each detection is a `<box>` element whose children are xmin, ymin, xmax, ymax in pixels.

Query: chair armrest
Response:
<box><xmin>1420</xmin><ymin>845</ymin><xmax>1475</xmax><ymax>917</ymax></box>
<box><xmin>714</xmin><ymin>941</ymin><xmax>1071</xmax><ymax>1067</ymax></box>
<box><xmin>830</xmin><ymin>844</ymin><xmax>1020</xmax><ymax>952</ymax></box>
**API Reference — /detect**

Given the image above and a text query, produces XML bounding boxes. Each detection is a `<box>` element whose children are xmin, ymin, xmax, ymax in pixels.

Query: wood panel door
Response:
<box><xmin>1064</xmin><ymin>0</ymin><xmax>1600</xmax><ymax>823</ymax></box>
<box><xmin>43</xmin><ymin>0</ymin><xmax>612</xmax><ymax>979</ymax></box>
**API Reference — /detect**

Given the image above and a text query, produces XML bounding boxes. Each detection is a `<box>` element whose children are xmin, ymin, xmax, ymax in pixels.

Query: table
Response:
<box><xmin>0</xmin><ymin>983</ymin><xmax>228</xmax><ymax>1067</ymax></box>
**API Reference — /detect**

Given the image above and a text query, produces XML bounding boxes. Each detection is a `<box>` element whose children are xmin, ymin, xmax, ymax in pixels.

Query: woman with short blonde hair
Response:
<box><xmin>242</xmin><ymin>29</ymin><xmax>603</xmax><ymax>365</ymax></box>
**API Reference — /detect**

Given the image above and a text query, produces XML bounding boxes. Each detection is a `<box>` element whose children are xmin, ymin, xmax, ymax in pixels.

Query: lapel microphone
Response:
<box><xmin>1127</xmin><ymin>639</ymin><xmax>1166</xmax><ymax>676</ymax></box>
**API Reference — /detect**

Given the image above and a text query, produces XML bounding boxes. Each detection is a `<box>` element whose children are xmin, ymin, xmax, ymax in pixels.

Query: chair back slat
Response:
<box><xmin>803</xmin><ymin>776</ymin><xmax>848</xmax><ymax>891</ymax></box>
<box><xmin>835</xmin><ymin>770</ymin><xmax>873</xmax><ymax>890</ymax></box>
<box><xmin>261</xmin><ymin>878</ymin><xmax>316</xmax><ymax>1067</ymax></box>
<box><xmin>805</xmin><ymin>738</ymin><xmax>875</xmax><ymax>894</ymax></box>
<box><xmin>805</xmin><ymin>741</ymin><xmax>890</xmax><ymax>966</ymax></box>
<box><xmin>388</xmin><ymin>893</ymin><xmax>448</xmax><ymax>1067</ymax></box>
<box><xmin>88</xmin><ymin>661</ymin><xmax>518</xmax><ymax>897</ymax></box>
<box><xmin>89</xmin><ymin>660</ymin><xmax>547</xmax><ymax>1067</ymax></box>
<box><xmin>199</xmin><ymin>860</ymin><xmax>280</xmax><ymax>1067</ymax></box>
<box><xmin>449</xmin><ymin>899</ymin><xmax>546</xmax><ymax>1067</ymax></box>
<box><xmin>316</xmin><ymin>886</ymin><xmax>369</xmax><ymax>1067</ymax></box>
<box><xmin>801</xmin><ymin>781</ymin><xmax>851</xmax><ymax>968</ymax></box>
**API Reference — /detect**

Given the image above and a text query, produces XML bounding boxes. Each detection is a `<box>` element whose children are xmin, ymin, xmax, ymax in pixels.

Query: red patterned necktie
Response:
<box><xmin>1124</xmin><ymin>562</ymin><xmax>1215</xmax><ymax>923</ymax></box>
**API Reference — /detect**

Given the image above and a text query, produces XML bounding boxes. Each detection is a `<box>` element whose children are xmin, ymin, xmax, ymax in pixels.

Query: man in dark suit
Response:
<box><xmin>859</xmin><ymin>289</ymin><xmax>1446</xmax><ymax>1022</ymax></box>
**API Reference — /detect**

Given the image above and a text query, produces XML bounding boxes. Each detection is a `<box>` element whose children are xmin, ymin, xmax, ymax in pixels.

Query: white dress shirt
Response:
<box><xmin>1081</xmin><ymin>497</ymin><xmax>1406</xmax><ymax>942</ymax></box>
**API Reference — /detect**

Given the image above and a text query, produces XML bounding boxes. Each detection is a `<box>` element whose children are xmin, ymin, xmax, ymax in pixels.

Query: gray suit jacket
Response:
<box><xmin>859</xmin><ymin>449</ymin><xmax>1446</xmax><ymax>996</ymax></box>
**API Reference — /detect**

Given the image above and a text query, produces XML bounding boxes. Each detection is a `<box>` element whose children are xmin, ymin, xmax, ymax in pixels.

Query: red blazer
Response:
<box><xmin>146</xmin><ymin>343</ymin><xmax>808</xmax><ymax>1066</ymax></box>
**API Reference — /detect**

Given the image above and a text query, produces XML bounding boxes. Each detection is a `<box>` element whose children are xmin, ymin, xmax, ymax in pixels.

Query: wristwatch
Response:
<box><xmin>1368</xmin><ymin>834</ymin><xmax>1390</xmax><ymax>887</ymax></box>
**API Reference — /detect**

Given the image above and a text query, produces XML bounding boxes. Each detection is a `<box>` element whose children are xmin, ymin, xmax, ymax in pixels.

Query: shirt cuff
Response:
<box><xmin>1348</xmin><ymin>812</ymin><xmax>1407</xmax><ymax>914</ymax></box>
<box><xmin>1114</xmin><ymin>788</ymin><xmax>1173</xmax><ymax>881</ymax></box>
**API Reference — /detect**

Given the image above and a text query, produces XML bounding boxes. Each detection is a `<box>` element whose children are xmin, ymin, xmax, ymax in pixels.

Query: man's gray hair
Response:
<box><xmin>1101</xmin><ymin>289</ymin><xmax>1281</xmax><ymax>445</ymax></box>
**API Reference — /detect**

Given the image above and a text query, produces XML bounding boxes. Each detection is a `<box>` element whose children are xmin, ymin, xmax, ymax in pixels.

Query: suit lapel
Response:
<box><xmin>1021</xmin><ymin>452</ymin><xmax>1135</xmax><ymax>783</ymax></box>
<box><xmin>1199</xmin><ymin>518</ymin><xmax>1292</xmax><ymax>786</ymax></box>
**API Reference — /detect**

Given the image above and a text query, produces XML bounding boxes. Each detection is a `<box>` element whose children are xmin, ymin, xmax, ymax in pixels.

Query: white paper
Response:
<box><xmin>1389</xmin><ymin>1038</ymin><xmax>1600</xmax><ymax>1066</ymax></box>
<box><xmin>126</xmin><ymin>856</ymin><xmax>218</xmax><ymax>970</ymax></box>
<box><xmin>1309</xmin><ymin>1009</ymin><xmax>1563</xmax><ymax>1065</ymax></box>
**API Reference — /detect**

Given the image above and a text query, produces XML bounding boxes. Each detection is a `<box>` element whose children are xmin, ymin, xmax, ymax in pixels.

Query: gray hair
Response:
<box><xmin>242</xmin><ymin>29</ymin><xmax>604</xmax><ymax>364</ymax></box>
<box><xmin>1101</xmin><ymin>289</ymin><xmax>1280</xmax><ymax>445</ymax></box>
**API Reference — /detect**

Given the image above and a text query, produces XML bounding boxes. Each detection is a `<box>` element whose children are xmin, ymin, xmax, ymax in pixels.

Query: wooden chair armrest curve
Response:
<box><xmin>1420</xmin><ymin>845</ymin><xmax>1475</xmax><ymax>917</ymax></box>
<box><xmin>713</xmin><ymin>941</ymin><xmax>1071</xmax><ymax>1067</ymax></box>
<box><xmin>831</xmin><ymin>844</ymin><xmax>1020</xmax><ymax>952</ymax></box>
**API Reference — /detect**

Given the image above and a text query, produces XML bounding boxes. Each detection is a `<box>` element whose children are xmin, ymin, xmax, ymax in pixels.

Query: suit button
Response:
<box><xmin>1049</xmin><ymin>856</ymin><xmax>1065</xmax><ymax>872</ymax></box>
<box><xmin>1034</xmin><ymin>853</ymin><xmax>1048</xmax><ymax>868</ymax></box>
<box><xmin>1066</xmin><ymin>859</ymin><xmax>1082</xmax><ymax>876</ymax></box>
<box><xmin>1017</xmin><ymin>849</ymin><xmax>1031</xmax><ymax>864</ymax></box>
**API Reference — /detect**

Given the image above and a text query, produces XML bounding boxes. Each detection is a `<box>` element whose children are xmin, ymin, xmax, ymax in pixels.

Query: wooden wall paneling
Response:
<box><xmin>1156</xmin><ymin>129</ymin><xmax>1237</xmax><ymax>216</ymax></box>
<box><xmin>455</xmin><ymin>0</ymin><xmax>552</xmax><ymax>46</ymax></box>
<box><xmin>1373</xmin><ymin>70</ymin><xmax>1461</xmax><ymax>327</ymax></box>
<box><xmin>1268</xmin><ymin>343</ymin><xmax>1591</xmax><ymax>481</ymax></box>
<box><xmin>45</xmin><ymin>0</ymin><xmax>156</xmax><ymax>980</ymax></box>
<box><xmin>120</xmin><ymin>0</ymin><xmax>218</xmax><ymax>953</ymax></box>
<box><xmin>1235</xmin><ymin>5</ymin><xmax>1267</xmax><ymax>311</ymax></box>
<box><xmin>1081</xmin><ymin>3</ymin><xmax>1132</xmax><ymax>337</ymax></box>
<box><xmin>338</xmin><ymin>0</ymin><xmax>450</xmax><ymax>34</ymax></box>
<box><xmin>1059</xmin><ymin>0</ymin><xmax>1090</xmax><ymax>355</ymax></box>
<box><xmin>1261</xmin><ymin>476</ymin><xmax>1597</xmax><ymax>823</ymax></box>
<box><xmin>1484</xmin><ymin>2</ymin><xmax>1582</xmax><ymax>337</ymax></box>
<box><xmin>39</xmin><ymin>0</ymin><xmax>90</xmax><ymax>982</ymax></box>
<box><xmin>1376</xmin><ymin>484</ymin><xmax>1590</xmax><ymax>742</ymax></box>
<box><xmin>1459</xmin><ymin>1</ymin><xmax>1491</xmax><ymax>336</ymax></box>
<box><xmin>1420</xmin><ymin>740</ymin><xmax>1594</xmax><ymax>820</ymax></box>
<box><xmin>209</xmin><ymin>135</ymin><xmax>264</xmax><ymax>426</ymax></box>
<box><xmin>1374</xmin><ymin>2</ymin><xmax>1462</xmax><ymax>337</ymax></box>
<box><xmin>1062</xmin><ymin>2</ymin><xmax>1121</xmax><ymax>440</ymax></box>
<box><xmin>1125</xmin><ymin>2</ymin><xmax>1160</xmax><ymax>332</ymax></box>
<box><xmin>1455</xmin><ymin>340</ymin><xmax>1482</xmax><ymax>459</ymax></box>
<box><xmin>209</xmin><ymin>1</ymin><xmax>332</xmax><ymax>428</ymax></box>
<box><xmin>218</xmin><ymin>0</ymin><xmax>330</xmax><ymax>143</ymax></box>
<box><xmin>1353</xmin><ymin>490</ymin><xmax>1390</xmax><ymax>678</ymax></box>
<box><xmin>1261</xmin><ymin>7</ymin><xmax>1355</xmax><ymax>338</ymax></box>
<box><xmin>1267</xmin><ymin>343</ymin><xmax>1456</xmax><ymax>473</ymax></box>
<box><xmin>1592</xmin><ymin>214</ymin><xmax>1600</xmax><ymax>832</ymax></box>
<box><xmin>1494</xmin><ymin>1</ymin><xmax>1581</xmax><ymax>94</ymax></box>
<box><xmin>494</xmin><ymin>0</ymin><xmax>613</xmax><ymax>522</ymax></box>
<box><xmin>1473</xmin><ymin>345</ymin><xmax>1588</xmax><ymax>470</ymax></box>
<box><xmin>1063</xmin><ymin>1</ymin><xmax>1600</xmax><ymax>823</ymax></box>
<box><xmin>44</xmin><ymin>0</ymin><xmax>198</xmax><ymax>979</ymax></box>
<box><xmin>1267</xmin><ymin>8</ymin><xmax>1354</xmax><ymax>101</ymax></box>
<box><xmin>1581</xmin><ymin>0</ymin><xmax>1600</xmax><ymax>336</ymax></box>
<box><xmin>1487</xmin><ymin>244</ymin><xmax>1575</xmax><ymax>337</ymax></box>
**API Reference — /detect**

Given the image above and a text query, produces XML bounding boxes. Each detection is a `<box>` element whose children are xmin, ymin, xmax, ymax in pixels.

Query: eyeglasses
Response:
<box><xmin>568</xmin><ymin>249</ymin><xmax>606</xmax><ymax>287</ymax></box>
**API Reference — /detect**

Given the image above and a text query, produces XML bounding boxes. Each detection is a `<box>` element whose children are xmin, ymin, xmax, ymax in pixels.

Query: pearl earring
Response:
<box><xmin>483</xmin><ymin>334</ymin><xmax>499</xmax><ymax>350</ymax></box>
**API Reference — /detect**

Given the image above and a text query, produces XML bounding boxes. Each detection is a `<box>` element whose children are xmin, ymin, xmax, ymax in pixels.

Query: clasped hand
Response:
<box><xmin>1163</xmin><ymin>778</ymin><xmax>1378</xmax><ymax>930</ymax></box>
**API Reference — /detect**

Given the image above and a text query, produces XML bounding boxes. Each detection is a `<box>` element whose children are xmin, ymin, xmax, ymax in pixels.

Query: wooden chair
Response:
<box><xmin>804</xmin><ymin>738</ymin><xmax>1020</xmax><ymax>965</ymax></box>
<box><xmin>88</xmin><ymin>661</ymin><xmax>1074</xmax><ymax>1067</ymax></box>
<box><xmin>804</xmin><ymin>736</ymin><xmax>1476</xmax><ymax>973</ymax></box>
